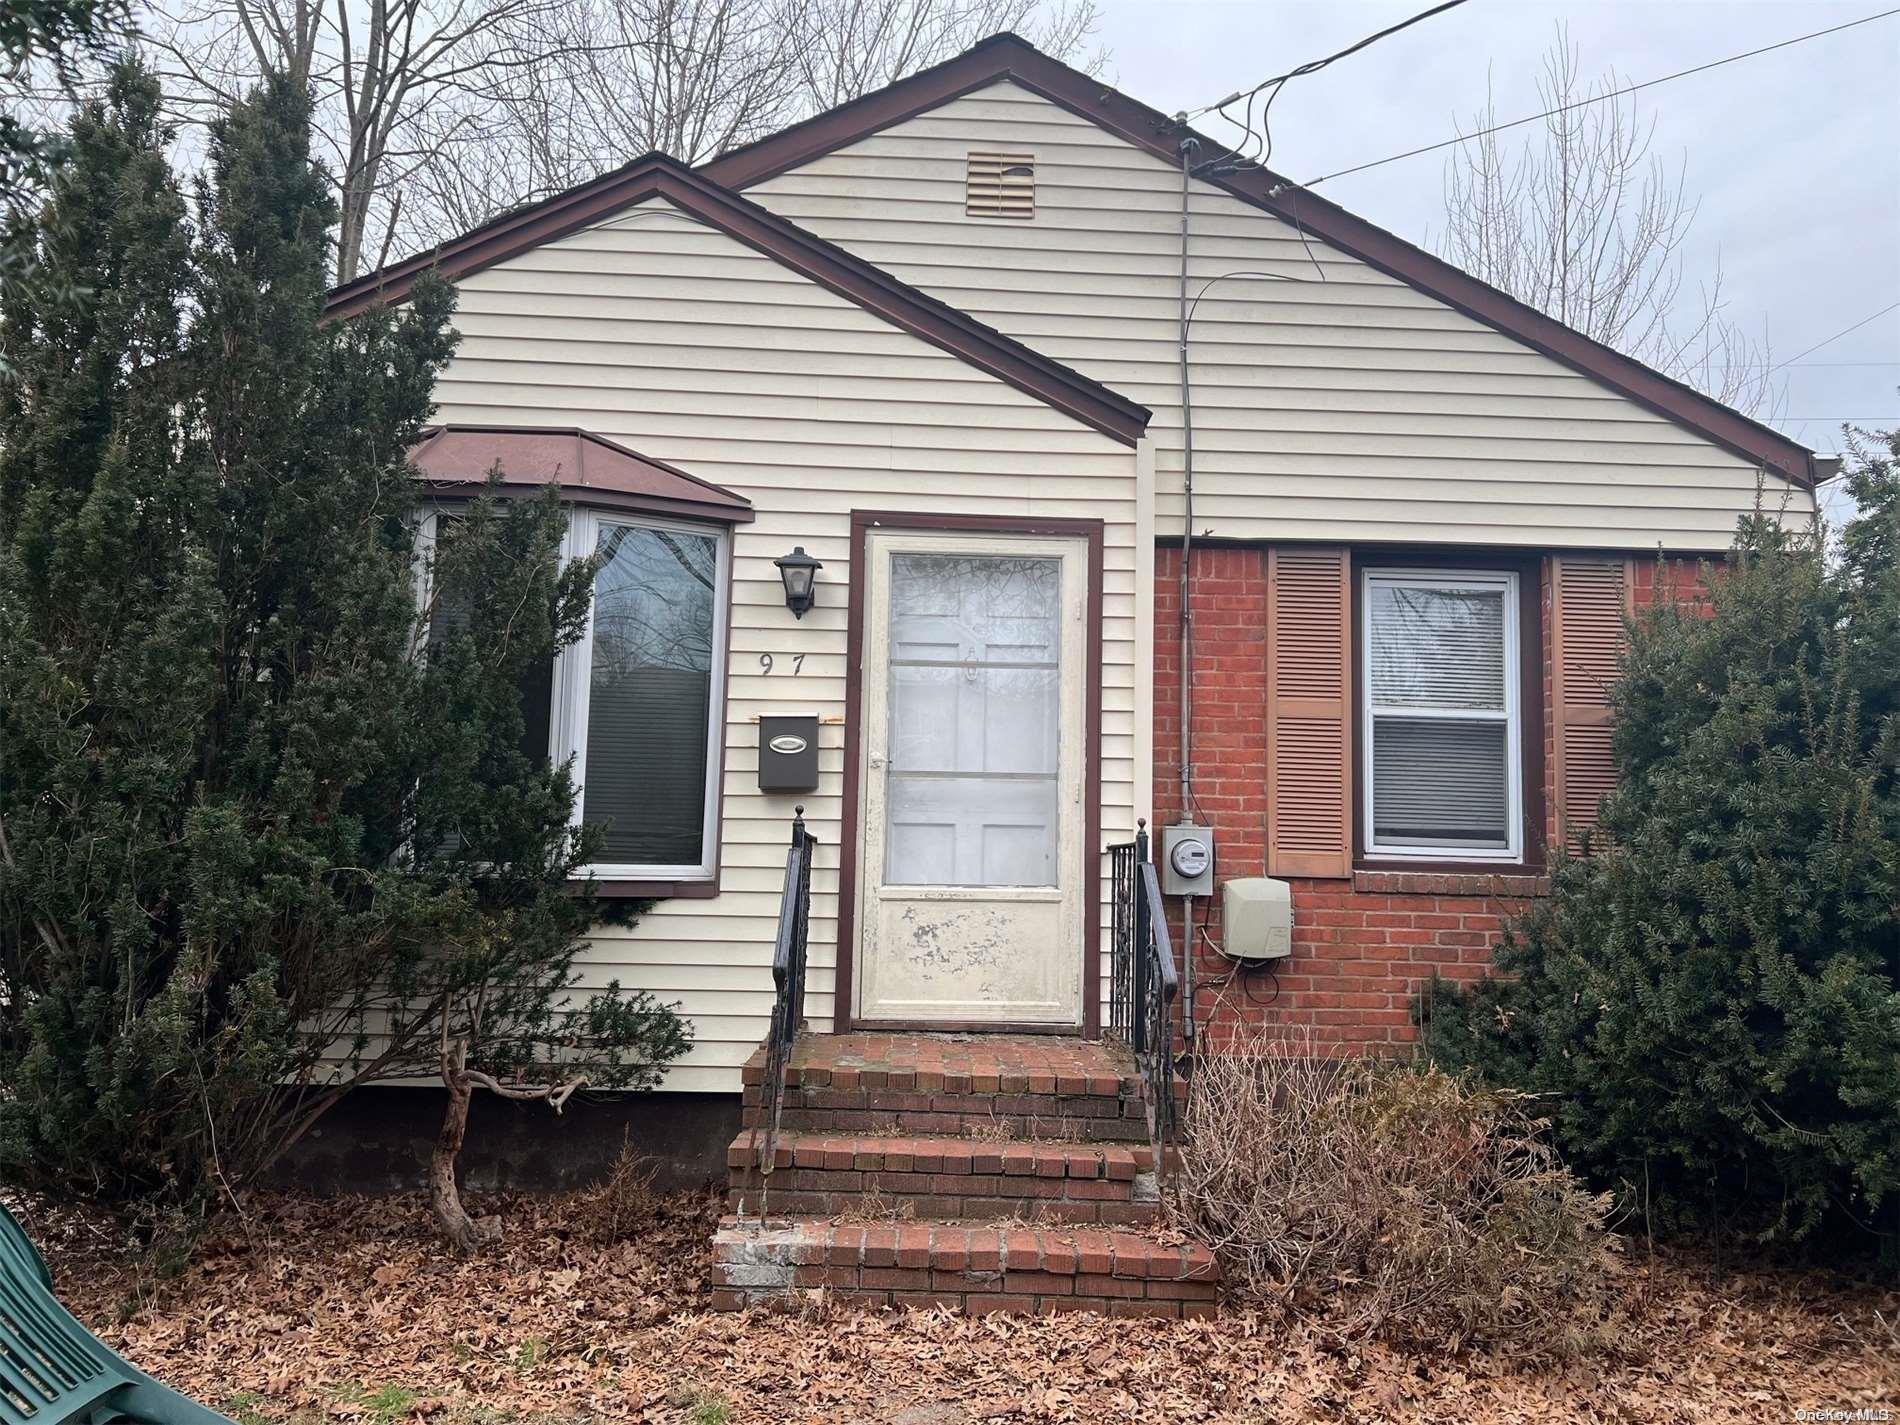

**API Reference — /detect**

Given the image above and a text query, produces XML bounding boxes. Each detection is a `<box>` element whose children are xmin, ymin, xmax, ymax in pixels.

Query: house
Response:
<box><xmin>321</xmin><ymin>34</ymin><xmax>1820</xmax><ymax>1311</ymax></box>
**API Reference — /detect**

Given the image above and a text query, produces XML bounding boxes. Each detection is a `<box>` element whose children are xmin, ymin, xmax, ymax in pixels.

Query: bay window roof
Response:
<box><xmin>409</xmin><ymin>425</ymin><xmax>754</xmax><ymax>525</ymax></box>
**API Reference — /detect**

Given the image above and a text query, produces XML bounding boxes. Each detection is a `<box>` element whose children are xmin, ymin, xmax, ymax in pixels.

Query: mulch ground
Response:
<box><xmin>15</xmin><ymin>1188</ymin><xmax>1898</xmax><ymax>1424</ymax></box>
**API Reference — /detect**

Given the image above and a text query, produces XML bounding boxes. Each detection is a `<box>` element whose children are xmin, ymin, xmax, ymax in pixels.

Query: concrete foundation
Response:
<box><xmin>272</xmin><ymin>1088</ymin><xmax>740</xmax><ymax>1195</ymax></box>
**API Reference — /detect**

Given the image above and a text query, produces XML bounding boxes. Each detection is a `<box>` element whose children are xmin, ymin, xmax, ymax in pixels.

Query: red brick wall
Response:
<box><xmin>1632</xmin><ymin>553</ymin><xmax>1714</xmax><ymax>613</ymax></box>
<box><xmin>1152</xmin><ymin>545</ymin><xmax>1550</xmax><ymax>1053</ymax></box>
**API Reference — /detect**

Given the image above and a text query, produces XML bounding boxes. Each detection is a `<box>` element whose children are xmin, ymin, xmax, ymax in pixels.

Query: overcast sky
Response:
<box><xmin>1092</xmin><ymin>0</ymin><xmax>1900</xmax><ymax>521</ymax></box>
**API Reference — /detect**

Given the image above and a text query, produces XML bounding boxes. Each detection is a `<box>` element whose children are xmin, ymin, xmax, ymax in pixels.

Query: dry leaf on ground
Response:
<box><xmin>11</xmin><ymin>1188</ymin><xmax>1896</xmax><ymax>1424</ymax></box>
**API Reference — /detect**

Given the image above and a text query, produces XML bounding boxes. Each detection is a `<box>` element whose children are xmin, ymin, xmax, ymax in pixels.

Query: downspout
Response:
<box><xmin>1176</xmin><ymin>129</ymin><xmax>1200</xmax><ymax>823</ymax></box>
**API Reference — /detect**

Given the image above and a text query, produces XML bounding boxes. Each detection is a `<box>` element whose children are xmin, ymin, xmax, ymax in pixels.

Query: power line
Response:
<box><xmin>1185</xmin><ymin>0</ymin><xmax>1470</xmax><ymax>123</ymax></box>
<box><xmin>1768</xmin><ymin>301</ymin><xmax>1900</xmax><ymax>373</ymax></box>
<box><xmin>1196</xmin><ymin>0</ymin><xmax>1471</xmax><ymax>169</ymax></box>
<box><xmin>1294</xmin><ymin>7</ymin><xmax>1900</xmax><ymax>191</ymax></box>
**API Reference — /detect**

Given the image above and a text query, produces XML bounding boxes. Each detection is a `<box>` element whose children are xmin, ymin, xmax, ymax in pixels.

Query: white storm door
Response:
<box><xmin>856</xmin><ymin>531</ymin><xmax>1088</xmax><ymax>1026</ymax></box>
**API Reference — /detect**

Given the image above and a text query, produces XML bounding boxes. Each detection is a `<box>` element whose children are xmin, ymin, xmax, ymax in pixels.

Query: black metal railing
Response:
<box><xmin>1108</xmin><ymin>820</ymin><xmax>1180</xmax><ymax>1144</ymax></box>
<box><xmin>749</xmin><ymin>806</ymin><xmax>817</xmax><ymax>1207</ymax></box>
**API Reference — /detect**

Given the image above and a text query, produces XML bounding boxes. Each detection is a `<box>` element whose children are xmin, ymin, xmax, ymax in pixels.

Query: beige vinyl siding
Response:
<box><xmin>745</xmin><ymin>82</ymin><xmax>1812</xmax><ymax>550</ymax></box>
<box><xmin>432</xmin><ymin>199</ymin><xmax>1140</xmax><ymax>1092</ymax></box>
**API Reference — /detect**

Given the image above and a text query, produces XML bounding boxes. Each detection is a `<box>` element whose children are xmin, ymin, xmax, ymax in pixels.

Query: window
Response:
<box><xmin>422</xmin><ymin>506</ymin><xmax>729</xmax><ymax>883</ymax></box>
<box><xmin>1361</xmin><ymin>569</ymin><xmax>1521</xmax><ymax>861</ymax></box>
<box><xmin>563</xmin><ymin>512</ymin><xmax>726</xmax><ymax>876</ymax></box>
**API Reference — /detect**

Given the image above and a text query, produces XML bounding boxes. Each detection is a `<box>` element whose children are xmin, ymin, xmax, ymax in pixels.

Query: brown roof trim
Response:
<box><xmin>703</xmin><ymin>33</ymin><xmax>1819</xmax><ymax>490</ymax></box>
<box><xmin>411</xmin><ymin>425</ymin><xmax>756</xmax><ymax>523</ymax></box>
<box><xmin>326</xmin><ymin>154</ymin><xmax>1149</xmax><ymax>448</ymax></box>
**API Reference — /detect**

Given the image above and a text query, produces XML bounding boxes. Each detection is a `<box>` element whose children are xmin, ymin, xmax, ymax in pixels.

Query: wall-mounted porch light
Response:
<box><xmin>774</xmin><ymin>546</ymin><xmax>822</xmax><ymax>619</ymax></box>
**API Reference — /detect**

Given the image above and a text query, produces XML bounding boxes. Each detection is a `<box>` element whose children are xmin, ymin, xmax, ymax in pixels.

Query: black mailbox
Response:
<box><xmin>759</xmin><ymin>715</ymin><xmax>819</xmax><ymax>792</ymax></box>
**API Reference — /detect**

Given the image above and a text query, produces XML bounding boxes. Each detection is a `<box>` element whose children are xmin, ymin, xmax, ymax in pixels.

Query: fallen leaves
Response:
<box><xmin>10</xmin><ymin>1187</ymin><xmax>1896</xmax><ymax>1424</ymax></box>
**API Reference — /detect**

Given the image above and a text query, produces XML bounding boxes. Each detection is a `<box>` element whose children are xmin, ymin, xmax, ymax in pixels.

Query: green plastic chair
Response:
<box><xmin>0</xmin><ymin>1204</ymin><xmax>234</xmax><ymax>1425</ymax></box>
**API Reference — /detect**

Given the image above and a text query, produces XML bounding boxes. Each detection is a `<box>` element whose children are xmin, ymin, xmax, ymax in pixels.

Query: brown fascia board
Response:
<box><xmin>324</xmin><ymin>153</ymin><xmax>1150</xmax><ymax>448</ymax></box>
<box><xmin>703</xmin><ymin>33</ymin><xmax>1819</xmax><ymax>490</ymax></box>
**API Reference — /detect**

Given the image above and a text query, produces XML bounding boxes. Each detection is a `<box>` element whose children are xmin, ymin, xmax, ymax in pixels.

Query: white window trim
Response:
<box><xmin>558</xmin><ymin>507</ymin><xmax>729</xmax><ymax>882</ymax></box>
<box><xmin>419</xmin><ymin>503</ymin><xmax>730</xmax><ymax>884</ymax></box>
<box><xmin>1360</xmin><ymin>567</ymin><xmax>1522</xmax><ymax>863</ymax></box>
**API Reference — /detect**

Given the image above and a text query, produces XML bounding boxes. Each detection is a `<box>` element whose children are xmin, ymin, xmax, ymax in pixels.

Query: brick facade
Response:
<box><xmin>1153</xmin><ymin>545</ymin><xmax>1557</xmax><ymax>1052</ymax></box>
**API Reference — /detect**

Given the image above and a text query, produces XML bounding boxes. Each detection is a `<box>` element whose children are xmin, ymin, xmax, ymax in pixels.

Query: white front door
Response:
<box><xmin>855</xmin><ymin>530</ymin><xmax>1088</xmax><ymax>1026</ymax></box>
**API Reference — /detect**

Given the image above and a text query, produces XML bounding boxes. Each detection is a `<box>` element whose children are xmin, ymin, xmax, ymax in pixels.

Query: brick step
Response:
<box><xmin>740</xmin><ymin>1031</ymin><xmax>1173</xmax><ymax>1145</ymax></box>
<box><xmin>740</xmin><ymin>1095</ymin><xmax>1152</xmax><ymax>1144</ymax></box>
<box><xmin>711</xmin><ymin>1216</ymin><xmax>1221</xmax><ymax>1318</ymax></box>
<box><xmin>740</xmin><ymin>1031</ymin><xmax>1152</xmax><ymax>1103</ymax></box>
<box><xmin>725</xmin><ymin>1131</ymin><xmax>1165</xmax><ymax>1226</ymax></box>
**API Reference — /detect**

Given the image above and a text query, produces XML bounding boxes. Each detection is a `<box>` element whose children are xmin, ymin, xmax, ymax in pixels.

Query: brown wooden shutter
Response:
<box><xmin>1266</xmin><ymin>547</ymin><xmax>1353</xmax><ymax>878</ymax></box>
<box><xmin>1551</xmin><ymin>556</ymin><xmax>1633</xmax><ymax>851</ymax></box>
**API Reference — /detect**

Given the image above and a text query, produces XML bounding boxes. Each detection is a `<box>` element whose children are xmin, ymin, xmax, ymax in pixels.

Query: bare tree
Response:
<box><xmin>142</xmin><ymin>0</ymin><xmax>589</xmax><ymax>282</ymax></box>
<box><xmin>397</xmin><ymin>0</ymin><xmax>809</xmax><ymax>248</ymax></box>
<box><xmin>398</xmin><ymin>0</ymin><xmax>1101</xmax><ymax>252</ymax></box>
<box><xmin>791</xmin><ymin>0</ymin><xmax>1099</xmax><ymax>111</ymax></box>
<box><xmin>128</xmin><ymin>0</ymin><xmax>1097</xmax><ymax>282</ymax></box>
<box><xmin>1440</xmin><ymin>28</ymin><xmax>1781</xmax><ymax>417</ymax></box>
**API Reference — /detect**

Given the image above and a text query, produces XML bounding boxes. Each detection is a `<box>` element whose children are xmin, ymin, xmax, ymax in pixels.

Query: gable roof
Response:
<box><xmin>324</xmin><ymin>153</ymin><xmax>1150</xmax><ymax>447</ymax></box>
<box><xmin>410</xmin><ymin>425</ymin><xmax>755</xmax><ymax>523</ymax></box>
<box><xmin>701</xmin><ymin>33</ymin><xmax>1819</xmax><ymax>490</ymax></box>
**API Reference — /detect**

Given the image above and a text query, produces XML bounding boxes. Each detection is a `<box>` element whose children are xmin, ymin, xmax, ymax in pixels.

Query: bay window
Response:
<box><xmin>1361</xmin><ymin>568</ymin><xmax>1521</xmax><ymax>861</ymax></box>
<box><xmin>422</xmin><ymin>505</ymin><xmax>730</xmax><ymax>886</ymax></box>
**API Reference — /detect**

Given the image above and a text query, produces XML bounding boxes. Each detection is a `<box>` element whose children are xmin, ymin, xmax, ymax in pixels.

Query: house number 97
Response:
<box><xmin>758</xmin><ymin>653</ymin><xmax>806</xmax><ymax>675</ymax></box>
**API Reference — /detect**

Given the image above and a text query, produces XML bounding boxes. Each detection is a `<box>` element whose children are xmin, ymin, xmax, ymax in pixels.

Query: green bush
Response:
<box><xmin>1422</xmin><ymin>435</ymin><xmax>1900</xmax><ymax>1255</ymax></box>
<box><xmin>0</xmin><ymin>63</ymin><xmax>689</xmax><ymax>1217</ymax></box>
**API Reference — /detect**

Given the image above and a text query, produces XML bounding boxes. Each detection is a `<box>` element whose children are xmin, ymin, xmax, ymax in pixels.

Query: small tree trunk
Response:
<box><xmin>431</xmin><ymin>1037</ymin><xmax>501</xmax><ymax>1254</ymax></box>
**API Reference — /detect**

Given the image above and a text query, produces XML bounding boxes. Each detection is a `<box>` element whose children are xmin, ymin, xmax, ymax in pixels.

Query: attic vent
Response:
<box><xmin>966</xmin><ymin>151</ymin><xmax>1034</xmax><ymax>219</ymax></box>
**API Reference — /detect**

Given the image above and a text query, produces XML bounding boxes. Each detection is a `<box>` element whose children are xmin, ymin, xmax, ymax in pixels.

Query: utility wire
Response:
<box><xmin>1185</xmin><ymin>0</ymin><xmax>1471</xmax><ymax>123</ymax></box>
<box><xmin>1767</xmin><ymin>301</ymin><xmax>1900</xmax><ymax>373</ymax></box>
<box><xmin>1716</xmin><ymin>361</ymin><xmax>1900</xmax><ymax>369</ymax></box>
<box><xmin>1294</xmin><ymin>7</ymin><xmax>1900</xmax><ymax>190</ymax></box>
<box><xmin>1195</xmin><ymin>0</ymin><xmax>1471</xmax><ymax>169</ymax></box>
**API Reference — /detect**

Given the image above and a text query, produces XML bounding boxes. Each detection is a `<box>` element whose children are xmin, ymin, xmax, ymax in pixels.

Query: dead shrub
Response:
<box><xmin>568</xmin><ymin>1132</ymin><xmax>659</xmax><ymax>1243</ymax></box>
<box><xmin>1173</xmin><ymin>1026</ymin><xmax>1619</xmax><ymax>1357</ymax></box>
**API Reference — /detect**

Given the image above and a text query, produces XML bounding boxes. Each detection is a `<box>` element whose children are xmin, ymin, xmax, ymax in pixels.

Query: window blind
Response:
<box><xmin>1371</xmin><ymin>719</ymin><xmax>1508</xmax><ymax>847</ymax></box>
<box><xmin>580</xmin><ymin>521</ymin><xmax>719</xmax><ymax>868</ymax></box>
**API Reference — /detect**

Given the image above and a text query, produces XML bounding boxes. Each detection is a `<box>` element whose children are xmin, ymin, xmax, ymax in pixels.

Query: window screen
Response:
<box><xmin>883</xmin><ymin>552</ymin><xmax>1062</xmax><ymax>888</ymax></box>
<box><xmin>581</xmin><ymin>521</ymin><xmax>720</xmax><ymax>867</ymax></box>
<box><xmin>1363</xmin><ymin>572</ymin><xmax>1519</xmax><ymax>857</ymax></box>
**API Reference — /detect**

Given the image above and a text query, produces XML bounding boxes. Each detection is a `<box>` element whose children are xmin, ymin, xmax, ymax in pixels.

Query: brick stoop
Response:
<box><xmin>726</xmin><ymin>1130</ymin><xmax>1168</xmax><ymax>1225</ymax></box>
<box><xmin>740</xmin><ymin>1031</ymin><xmax>1173</xmax><ymax>1144</ymax></box>
<box><xmin>711</xmin><ymin>1217</ymin><xmax>1220</xmax><ymax>1318</ymax></box>
<box><xmin>719</xmin><ymin>1030</ymin><xmax>1213</xmax><ymax>1316</ymax></box>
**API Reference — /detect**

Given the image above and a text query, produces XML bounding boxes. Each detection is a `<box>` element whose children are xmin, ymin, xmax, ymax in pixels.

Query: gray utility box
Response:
<box><xmin>1161</xmin><ymin>822</ymin><xmax>1215</xmax><ymax>897</ymax></box>
<box><xmin>758</xmin><ymin>715</ymin><xmax>819</xmax><ymax>792</ymax></box>
<box><xmin>1222</xmin><ymin>877</ymin><xmax>1293</xmax><ymax>960</ymax></box>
